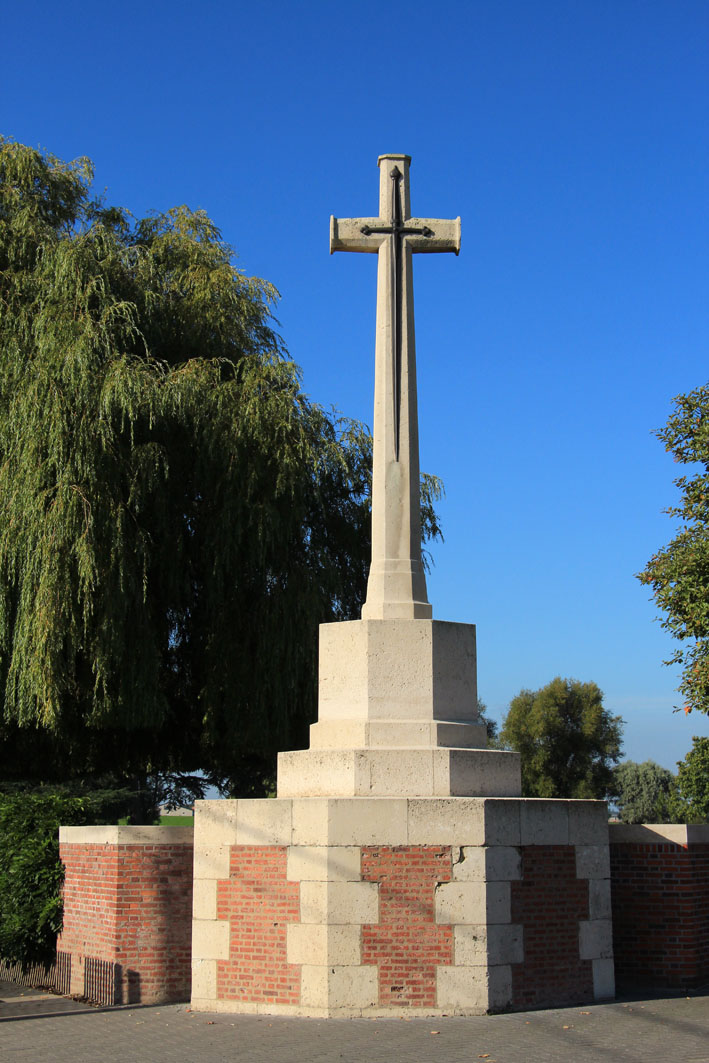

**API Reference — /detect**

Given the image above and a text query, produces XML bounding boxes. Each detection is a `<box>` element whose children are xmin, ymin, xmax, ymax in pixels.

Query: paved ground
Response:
<box><xmin>2</xmin><ymin>980</ymin><xmax>709</xmax><ymax>1063</ymax></box>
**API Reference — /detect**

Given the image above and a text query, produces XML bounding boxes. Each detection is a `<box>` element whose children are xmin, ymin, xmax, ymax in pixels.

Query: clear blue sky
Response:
<box><xmin>5</xmin><ymin>1</ymin><xmax>708</xmax><ymax>770</ymax></box>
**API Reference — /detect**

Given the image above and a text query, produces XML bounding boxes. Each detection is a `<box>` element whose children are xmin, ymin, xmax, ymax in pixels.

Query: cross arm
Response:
<box><xmin>406</xmin><ymin>217</ymin><xmax>461</xmax><ymax>254</ymax></box>
<box><xmin>330</xmin><ymin>216</ymin><xmax>384</xmax><ymax>254</ymax></box>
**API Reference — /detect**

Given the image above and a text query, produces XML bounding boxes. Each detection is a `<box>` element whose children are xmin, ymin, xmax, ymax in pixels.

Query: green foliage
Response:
<box><xmin>638</xmin><ymin>385</ymin><xmax>709</xmax><ymax>716</ymax></box>
<box><xmin>476</xmin><ymin>698</ymin><xmax>499</xmax><ymax>747</ymax></box>
<box><xmin>499</xmin><ymin>677</ymin><xmax>623</xmax><ymax>799</ymax></box>
<box><xmin>0</xmin><ymin>788</ymin><xmax>124</xmax><ymax>964</ymax></box>
<box><xmin>0</xmin><ymin>138</ymin><xmax>442</xmax><ymax>796</ymax></box>
<box><xmin>675</xmin><ymin>737</ymin><xmax>709</xmax><ymax>822</ymax></box>
<box><xmin>610</xmin><ymin>760</ymin><xmax>681</xmax><ymax>823</ymax></box>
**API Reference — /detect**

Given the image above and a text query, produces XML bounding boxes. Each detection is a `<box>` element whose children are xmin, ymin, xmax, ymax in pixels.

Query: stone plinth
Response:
<box><xmin>277</xmin><ymin>618</ymin><xmax>521</xmax><ymax>800</ymax></box>
<box><xmin>190</xmin><ymin>797</ymin><xmax>614</xmax><ymax>1017</ymax></box>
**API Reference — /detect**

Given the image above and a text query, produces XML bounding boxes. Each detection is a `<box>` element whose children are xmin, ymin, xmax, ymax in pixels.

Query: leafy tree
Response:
<box><xmin>610</xmin><ymin>760</ymin><xmax>681</xmax><ymax>823</ymax></box>
<box><xmin>675</xmin><ymin>737</ymin><xmax>709</xmax><ymax>822</ymax></box>
<box><xmin>476</xmin><ymin>698</ymin><xmax>499</xmax><ymax>747</ymax></box>
<box><xmin>499</xmin><ymin>677</ymin><xmax>623</xmax><ymax>799</ymax></box>
<box><xmin>0</xmin><ymin>138</ymin><xmax>441</xmax><ymax>801</ymax></box>
<box><xmin>638</xmin><ymin>385</ymin><xmax>709</xmax><ymax>716</ymax></box>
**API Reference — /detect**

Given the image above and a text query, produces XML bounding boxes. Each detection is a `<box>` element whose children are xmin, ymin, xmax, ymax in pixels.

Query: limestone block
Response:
<box><xmin>486</xmin><ymin>881</ymin><xmax>511</xmax><ymax>924</ymax></box>
<box><xmin>291</xmin><ymin>800</ymin><xmax>330</xmax><ymax>846</ymax></box>
<box><xmin>487</xmin><ymin>964</ymin><xmax>513</xmax><ymax>1010</ymax></box>
<box><xmin>592</xmin><ymin>957</ymin><xmax>616</xmax><ymax>1000</ymax></box>
<box><xmin>436</xmin><ymin>966</ymin><xmax>488</xmax><ymax>1011</ymax></box>
<box><xmin>519</xmin><ymin>801</ymin><xmax>569</xmax><ymax>845</ymax></box>
<box><xmin>579</xmin><ymin>919</ymin><xmax>613</xmax><ymax>960</ymax></box>
<box><xmin>300</xmin><ymin>881</ymin><xmax>378</xmax><ymax>925</ymax></box>
<box><xmin>327</xmin><ymin>798</ymin><xmax>409</xmax><ymax>845</ymax></box>
<box><xmin>588</xmin><ymin>878</ymin><xmax>612</xmax><ymax>920</ymax></box>
<box><xmin>568</xmin><ymin>801</ymin><xmax>609</xmax><ymax>845</ymax></box>
<box><xmin>193</xmin><ymin>845</ymin><xmax>230</xmax><ymax>882</ymax></box>
<box><xmin>488</xmin><ymin>924</ymin><xmax>524</xmax><ymax>965</ymax></box>
<box><xmin>451</xmin><ymin>846</ymin><xmax>485</xmax><ymax>881</ymax></box>
<box><xmin>194</xmin><ymin>800</ymin><xmax>238</xmax><ymax>847</ymax></box>
<box><xmin>300</xmin><ymin>964</ymin><xmax>378</xmax><ymax>1009</ymax></box>
<box><xmin>483</xmin><ymin>801</ymin><xmax>521</xmax><ymax>846</ymax></box>
<box><xmin>309</xmin><ymin>718</ymin><xmax>487</xmax><ymax>750</ymax></box>
<box><xmin>485</xmin><ymin>846</ymin><xmax>522</xmax><ymax>882</ymax></box>
<box><xmin>286</xmin><ymin>923</ymin><xmax>361</xmax><ymax>966</ymax></box>
<box><xmin>408</xmin><ymin>798</ymin><xmax>485</xmax><ymax>845</ymax></box>
<box><xmin>286</xmin><ymin>846</ymin><xmax>361</xmax><ymax>882</ymax></box>
<box><xmin>192</xmin><ymin>878</ymin><xmax>217</xmax><ymax>921</ymax></box>
<box><xmin>309</xmin><ymin>720</ymin><xmax>370</xmax><ymax>749</ymax></box>
<box><xmin>366</xmin><ymin>749</ymin><xmax>435</xmax><ymax>795</ymax></box>
<box><xmin>576</xmin><ymin>844</ymin><xmax>611</xmax><ymax>880</ymax></box>
<box><xmin>443</xmin><ymin>749</ymin><xmax>521</xmax><ymax>797</ymax></box>
<box><xmin>453</xmin><ymin>925</ymin><xmax>487</xmax><ymax>965</ymax></box>
<box><xmin>59</xmin><ymin>825</ymin><xmax>194</xmax><ymax>845</ymax></box>
<box><xmin>191</xmin><ymin>958</ymin><xmax>216</xmax><ymax>1000</ymax></box>
<box><xmin>316</xmin><ymin>619</ymin><xmax>478</xmax><ymax>724</ymax></box>
<box><xmin>192</xmin><ymin>919</ymin><xmax>229</xmax><ymax>961</ymax></box>
<box><xmin>435</xmin><ymin>881</ymin><xmax>486</xmax><ymax>924</ymax></box>
<box><xmin>235</xmin><ymin>799</ymin><xmax>292</xmax><ymax>846</ymax></box>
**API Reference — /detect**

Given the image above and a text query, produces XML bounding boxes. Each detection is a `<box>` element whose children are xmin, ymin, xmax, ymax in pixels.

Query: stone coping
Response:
<box><xmin>608</xmin><ymin>823</ymin><xmax>709</xmax><ymax>845</ymax></box>
<box><xmin>59</xmin><ymin>825</ymin><xmax>194</xmax><ymax>845</ymax></box>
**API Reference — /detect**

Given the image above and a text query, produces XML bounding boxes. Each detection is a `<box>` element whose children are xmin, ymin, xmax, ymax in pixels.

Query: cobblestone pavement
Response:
<box><xmin>2</xmin><ymin>981</ymin><xmax>709</xmax><ymax>1063</ymax></box>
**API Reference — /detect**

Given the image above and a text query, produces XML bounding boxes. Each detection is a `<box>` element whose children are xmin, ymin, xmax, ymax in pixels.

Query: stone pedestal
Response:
<box><xmin>190</xmin><ymin>796</ymin><xmax>614</xmax><ymax>1017</ymax></box>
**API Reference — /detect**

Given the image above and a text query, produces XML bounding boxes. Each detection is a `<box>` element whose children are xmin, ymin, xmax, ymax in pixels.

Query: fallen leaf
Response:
<box><xmin>562</xmin><ymin>1025</ymin><xmax>572</xmax><ymax>1029</ymax></box>
<box><xmin>431</xmin><ymin>1030</ymin><xmax>440</xmax><ymax>1035</ymax></box>
<box><xmin>207</xmin><ymin>1020</ymin><xmax>215</xmax><ymax>1024</ymax></box>
<box><xmin>580</xmin><ymin>1011</ymin><xmax>590</xmax><ymax>1015</ymax></box>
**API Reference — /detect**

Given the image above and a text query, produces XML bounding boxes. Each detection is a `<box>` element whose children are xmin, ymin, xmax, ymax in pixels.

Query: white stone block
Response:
<box><xmin>588</xmin><ymin>878</ymin><xmax>612</xmax><ymax>920</ymax></box>
<box><xmin>300</xmin><ymin>881</ymin><xmax>378</xmax><ymax>925</ymax></box>
<box><xmin>192</xmin><ymin>878</ymin><xmax>217</xmax><ymax>921</ymax></box>
<box><xmin>192</xmin><ymin>918</ymin><xmax>230</xmax><ymax>961</ymax></box>
<box><xmin>327</xmin><ymin>798</ymin><xmax>409</xmax><ymax>845</ymax></box>
<box><xmin>451</xmin><ymin>846</ymin><xmax>485</xmax><ymax>881</ymax></box>
<box><xmin>286</xmin><ymin>923</ymin><xmax>361</xmax><ymax>966</ymax></box>
<box><xmin>286</xmin><ymin>846</ymin><xmax>361</xmax><ymax>882</ymax></box>
<box><xmin>568</xmin><ymin>801</ymin><xmax>609</xmax><ymax>844</ymax></box>
<box><xmin>486</xmin><ymin>881</ymin><xmax>511</xmax><ymax>924</ymax></box>
<box><xmin>485</xmin><ymin>846</ymin><xmax>522</xmax><ymax>882</ymax></box>
<box><xmin>300</xmin><ymin>964</ymin><xmax>378</xmax><ymax>1009</ymax></box>
<box><xmin>592</xmin><ymin>957</ymin><xmax>615</xmax><ymax>1000</ymax></box>
<box><xmin>191</xmin><ymin>958</ymin><xmax>216</xmax><ymax>1000</ymax></box>
<box><xmin>488</xmin><ymin>924</ymin><xmax>524</xmax><ymax>965</ymax></box>
<box><xmin>366</xmin><ymin>749</ymin><xmax>435</xmax><ymax>796</ymax></box>
<box><xmin>579</xmin><ymin>919</ymin><xmax>613</xmax><ymax>960</ymax></box>
<box><xmin>408</xmin><ymin>798</ymin><xmax>485</xmax><ymax>845</ymax></box>
<box><xmin>519</xmin><ymin>800</ymin><xmax>569</xmax><ymax>845</ymax></box>
<box><xmin>453</xmin><ymin>925</ymin><xmax>487</xmax><ymax>965</ymax></box>
<box><xmin>291</xmin><ymin>800</ymin><xmax>330</xmax><ymax>845</ymax></box>
<box><xmin>576</xmin><ymin>844</ymin><xmax>611</xmax><ymax>880</ymax></box>
<box><xmin>235</xmin><ymin>799</ymin><xmax>292</xmax><ymax>846</ymax></box>
<box><xmin>483</xmin><ymin>800</ymin><xmax>521</xmax><ymax>846</ymax></box>
<box><xmin>435</xmin><ymin>881</ymin><xmax>486</xmax><ymax>924</ymax></box>
<box><xmin>436</xmin><ymin>966</ymin><xmax>488</xmax><ymax>1010</ymax></box>
<box><xmin>487</xmin><ymin>964</ymin><xmax>513</xmax><ymax>1010</ymax></box>
<box><xmin>446</xmin><ymin>749</ymin><xmax>521</xmax><ymax>797</ymax></box>
<box><xmin>194</xmin><ymin>800</ymin><xmax>238</xmax><ymax>847</ymax></box>
<box><xmin>193</xmin><ymin>844</ymin><xmax>231</xmax><ymax>882</ymax></box>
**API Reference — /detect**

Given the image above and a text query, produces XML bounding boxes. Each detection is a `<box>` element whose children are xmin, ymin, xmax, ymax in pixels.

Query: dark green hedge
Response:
<box><xmin>0</xmin><ymin>789</ymin><xmax>128</xmax><ymax>965</ymax></box>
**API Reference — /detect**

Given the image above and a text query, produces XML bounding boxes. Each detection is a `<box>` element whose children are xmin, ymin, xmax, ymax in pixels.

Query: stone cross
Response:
<box><xmin>330</xmin><ymin>154</ymin><xmax>460</xmax><ymax>620</ymax></box>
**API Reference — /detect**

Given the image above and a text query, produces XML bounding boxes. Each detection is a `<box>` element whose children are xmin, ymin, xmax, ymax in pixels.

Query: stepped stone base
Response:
<box><xmin>190</xmin><ymin>796</ymin><xmax>614</xmax><ymax>1017</ymax></box>
<box><xmin>277</xmin><ymin>747</ymin><xmax>521</xmax><ymax>798</ymax></box>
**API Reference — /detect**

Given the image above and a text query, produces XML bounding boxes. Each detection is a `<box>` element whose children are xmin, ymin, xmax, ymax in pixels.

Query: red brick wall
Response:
<box><xmin>216</xmin><ymin>846</ymin><xmax>301</xmax><ymax>1006</ymax></box>
<box><xmin>511</xmin><ymin>845</ymin><xmax>593</xmax><ymax>1009</ymax></box>
<box><xmin>361</xmin><ymin>845</ymin><xmax>453</xmax><ymax>1008</ymax></box>
<box><xmin>610</xmin><ymin>842</ymin><xmax>709</xmax><ymax>991</ymax></box>
<box><xmin>58</xmin><ymin>839</ymin><xmax>193</xmax><ymax>1005</ymax></box>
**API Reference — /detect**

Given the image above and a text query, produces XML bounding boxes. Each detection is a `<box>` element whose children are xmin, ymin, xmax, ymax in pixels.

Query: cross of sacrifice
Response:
<box><xmin>330</xmin><ymin>154</ymin><xmax>460</xmax><ymax>621</ymax></box>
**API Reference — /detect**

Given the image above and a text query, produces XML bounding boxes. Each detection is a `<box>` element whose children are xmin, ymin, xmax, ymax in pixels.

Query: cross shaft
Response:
<box><xmin>330</xmin><ymin>154</ymin><xmax>460</xmax><ymax>620</ymax></box>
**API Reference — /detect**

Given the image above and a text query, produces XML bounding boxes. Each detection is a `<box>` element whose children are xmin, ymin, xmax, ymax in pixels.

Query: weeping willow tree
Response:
<box><xmin>0</xmin><ymin>138</ymin><xmax>442</xmax><ymax>799</ymax></box>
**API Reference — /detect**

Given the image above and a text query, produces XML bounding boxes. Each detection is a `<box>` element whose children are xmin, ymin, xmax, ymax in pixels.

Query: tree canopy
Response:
<box><xmin>610</xmin><ymin>760</ymin><xmax>680</xmax><ymax>824</ymax></box>
<box><xmin>638</xmin><ymin>385</ymin><xmax>709</xmax><ymax>716</ymax></box>
<box><xmin>675</xmin><ymin>737</ymin><xmax>709</xmax><ymax>822</ymax></box>
<box><xmin>0</xmin><ymin>138</ymin><xmax>441</xmax><ymax>798</ymax></box>
<box><xmin>499</xmin><ymin>677</ymin><xmax>623</xmax><ymax>799</ymax></box>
